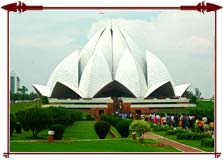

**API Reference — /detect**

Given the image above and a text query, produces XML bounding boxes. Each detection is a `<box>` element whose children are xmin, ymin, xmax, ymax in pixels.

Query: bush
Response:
<box><xmin>94</xmin><ymin>121</ymin><xmax>110</xmax><ymax>139</ymax></box>
<box><xmin>41</xmin><ymin>96</ymin><xmax>49</xmax><ymax>104</ymax></box>
<box><xmin>201</xmin><ymin>138</ymin><xmax>214</xmax><ymax>147</ymax></box>
<box><xmin>176</xmin><ymin>132</ymin><xmax>212</xmax><ymax>140</ymax></box>
<box><xmin>47</xmin><ymin>107</ymin><xmax>81</xmax><ymax>126</ymax></box>
<box><xmin>176</xmin><ymin>132</ymin><xmax>191</xmax><ymax>140</ymax></box>
<box><xmin>115</xmin><ymin>120</ymin><xmax>132</xmax><ymax>137</ymax></box>
<box><xmin>15</xmin><ymin>122</ymin><xmax>22</xmax><ymax>134</ymax></box>
<box><xmin>153</xmin><ymin>125</ymin><xmax>171</xmax><ymax>132</ymax></box>
<box><xmin>129</xmin><ymin>120</ymin><xmax>151</xmax><ymax>136</ymax></box>
<box><xmin>10</xmin><ymin>114</ymin><xmax>16</xmax><ymax>136</ymax></box>
<box><xmin>85</xmin><ymin>114</ymin><xmax>94</xmax><ymax>120</ymax></box>
<box><xmin>50</xmin><ymin>124</ymin><xmax>65</xmax><ymax>140</ymax></box>
<box><xmin>101</xmin><ymin>115</ymin><xmax>122</xmax><ymax>127</ymax></box>
<box><xmin>165</xmin><ymin>128</ymin><xmax>186</xmax><ymax>135</ymax></box>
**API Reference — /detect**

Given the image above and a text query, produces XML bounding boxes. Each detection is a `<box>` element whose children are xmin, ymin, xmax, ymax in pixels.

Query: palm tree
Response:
<box><xmin>17</xmin><ymin>86</ymin><xmax>28</xmax><ymax>94</ymax></box>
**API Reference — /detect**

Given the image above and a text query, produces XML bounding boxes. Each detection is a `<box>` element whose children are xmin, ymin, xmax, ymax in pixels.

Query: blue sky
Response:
<box><xmin>10</xmin><ymin>11</ymin><xmax>214</xmax><ymax>98</ymax></box>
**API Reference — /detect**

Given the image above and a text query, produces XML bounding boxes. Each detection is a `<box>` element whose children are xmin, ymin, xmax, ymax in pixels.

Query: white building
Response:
<box><xmin>33</xmin><ymin>26</ymin><xmax>190</xmax><ymax>99</ymax></box>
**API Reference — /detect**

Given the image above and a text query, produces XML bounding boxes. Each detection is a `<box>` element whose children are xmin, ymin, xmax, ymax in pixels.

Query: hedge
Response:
<box><xmin>50</xmin><ymin>124</ymin><xmax>65</xmax><ymax>140</ymax></box>
<box><xmin>201</xmin><ymin>138</ymin><xmax>214</xmax><ymax>147</ymax></box>
<box><xmin>115</xmin><ymin>120</ymin><xmax>132</xmax><ymax>137</ymax></box>
<box><xmin>101</xmin><ymin>115</ymin><xmax>122</xmax><ymax>127</ymax></box>
<box><xmin>10</xmin><ymin>114</ymin><xmax>16</xmax><ymax>136</ymax></box>
<box><xmin>152</xmin><ymin>125</ymin><xmax>171</xmax><ymax>132</ymax></box>
<box><xmin>176</xmin><ymin>132</ymin><xmax>212</xmax><ymax>140</ymax></box>
<box><xmin>94</xmin><ymin>121</ymin><xmax>110</xmax><ymax>139</ymax></box>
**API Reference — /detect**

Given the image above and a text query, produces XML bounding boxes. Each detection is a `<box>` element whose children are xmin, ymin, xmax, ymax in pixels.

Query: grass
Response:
<box><xmin>10</xmin><ymin>101</ymin><xmax>41</xmax><ymax>115</ymax></box>
<box><xmin>153</xmin><ymin>131</ymin><xmax>214</xmax><ymax>152</ymax></box>
<box><xmin>10</xmin><ymin>139</ymin><xmax>180</xmax><ymax>152</ymax></box>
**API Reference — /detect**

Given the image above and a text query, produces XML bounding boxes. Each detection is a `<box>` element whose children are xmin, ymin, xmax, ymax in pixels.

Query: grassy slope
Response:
<box><xmin>10</xmin><ymin>139</ymin><xmax>179</xmax><ymax>152</ymax></box>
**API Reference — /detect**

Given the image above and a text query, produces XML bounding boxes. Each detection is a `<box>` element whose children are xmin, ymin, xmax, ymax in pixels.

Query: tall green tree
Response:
<box><xmin>17</xmin><ymin>86</ymin><xmax>28</xmax><ymax>94</ymax></box>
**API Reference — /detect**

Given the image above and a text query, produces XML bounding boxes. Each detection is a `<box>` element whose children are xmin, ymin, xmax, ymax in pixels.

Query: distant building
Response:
<box><xmin>10</xmin><ymin>71</ymin><xmax>20</xmax><ymax>93</ymax></box>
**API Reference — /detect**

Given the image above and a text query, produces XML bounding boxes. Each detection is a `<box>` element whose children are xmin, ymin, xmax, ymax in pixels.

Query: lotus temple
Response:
<box><xmin>32</xmin><ymin>26</ymin><xmax>195</xmax><ymax>118</ymax></box>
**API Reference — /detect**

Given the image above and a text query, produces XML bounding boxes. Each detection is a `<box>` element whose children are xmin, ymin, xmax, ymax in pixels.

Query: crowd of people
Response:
<box><xmin>114</xmin><ymin>112</ymin><xmax>214</xmax><ymax>133</ymax></box>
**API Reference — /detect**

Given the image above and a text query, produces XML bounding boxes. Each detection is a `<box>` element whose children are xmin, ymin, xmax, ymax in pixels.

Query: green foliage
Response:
<box><xmin>176</xmin><ymin>132</ymin><xmax>211</xmax><ymax>140</ymax></box>
<box><xmin>129</xmin><ymin>120</ymin><xmax>151</xmax><ymax>136</ymax></box>
<box><xmin>189</xmin><ymin>101</ymin><xmax>214</xmax><ymax>122</ymax></box>
<box><xmin>165</xmin><ymin>128</ymin><xmax>187</xmax><ymax>135</ymax></box>
<box><xmin>101</xmin><ymin>114</ymin><xmax>122</xmax><ymax>127</ymax></box>
<box><xmin>50</xmin><ymin>124</ymin><xmax>65</xmax><ymax>140</ymax></box>
<box><xmin>94</xmin><ymin>121</ymin><xmax>111</xmax><ymax>139</ymax></box>
<box><xmin>46</xmin><ymin>107</ymin><xmax>82</xmax><ymax>126</ymax></box>
<box><xmin>10</xmin><ymin>114</ymin><xmax>16</xmax><ymax>136</ymax></box>
<box><xmin>152</xmin><ymin>125</ymin><xmax>171</xmax><ymax>132</ymax></box>
<box><xmin>201</xmin><ymin>138</ymin><xmax>214</xmax><ymax>147</ymax></box>
<box><xmin>190</xmin><ymin>96</ymin><xmax>197</xmax><ymax>104</ymax></box>
<box><xmin>19</xmin><ymin>107</ymin><xmax>53</xmax><ymax>137</ymax></box>
<box><xmin>16</xmin><ymin>110</ymin><xmax>29</xmax><ymax>131</ymax></box>
<box><xmin>115</xmin><ymin>120</ymin><xmax>132</xmax><ymax>137</ymax></box>
<box><xmin>85</xmin><ymin>114</ymin><xmax>94</xmax><ymax>120</ymax></box>
<box><xmin>15</xmin><ymin>122</ymin><xmax>22</xmax><ymax>134</ymax></box>
<box><xmin>41</xmin><ymin>96</ymin><xmax>49</xmax><ymax>104</ymax></box>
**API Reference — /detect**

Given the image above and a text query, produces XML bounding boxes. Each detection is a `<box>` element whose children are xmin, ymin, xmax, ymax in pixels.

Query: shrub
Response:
<box><xmin>50</xmin><ymin>124</ymin><xmax>65</xmax><ymax>140</ymax></box>
<box><xmin>201</xmin><ymin>138</ymin><xmax>214</xmax><ymax>147</ymax></box>
<box><xmin>115</xmin><ymin>120</ymin><xmax>132</xmax><ymax>137</ymax></box>
<box><xmin>85</xmin><ymin>114</ymin><xmax>94</xmax><ymax>120</ymax></box>
<box><xmin>129</xmin><ymin>120</ymin><xmax>151</xmax><ymax>136</ymax></box>
<box><xmin>41</xmin><ymin>96</ymin><xmax>49</xmax><ymax>104</ymax></box>
<box><xmin>176</xmin><ymin>132</ymin><xmax>212</xmax><ymax>140</ymax></box>
<box><xmin>165</xmin><ymin>130</ymin><xmax>176</xmax><ymax>135</ymax></box>
<box><xmin>176</xmin><ymin>132</ymin><xmax>191</xmax><ymax>140</ymax></box>
<box><xmin>10</xmin><ymin>114</ymin><xmax>16</xmax><ymax>136</ymax></box>
<box><xmin>101</xmin><ymin>115</ymin><xmax>122</xmax><ymax>127</ymax></box>
<box><xmin>47</xmin><ymin>107</ymin><xmax>80</xmax><ymax>126</ymax></box>
<box><xmin>94</xmin><ymin>121</ymin><xmax>110</xmax><ymax>139</ymax></box>
<box><xmin>153</xmin><ymin>125</ymin><xmax>171</xmax><ymax>132</ymax></box>
<box><xmin>15</xmin><ymin>122</ymin><xmax>22</xmax><ymax>134</ymax></box>
<box><xmin>166</xmin><ymin>128</ymin><xmax>187</xmax><ymax>135</ymax></box>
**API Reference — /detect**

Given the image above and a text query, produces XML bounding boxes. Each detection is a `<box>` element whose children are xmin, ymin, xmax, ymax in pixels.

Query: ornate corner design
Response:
<box><xmin>181</xmin><ymin>1</ymin><xmax>222</xmax><ymax>13</ymax></box>
<box><xmin>3</xmin><ymin>153</ymin><xmax>9</xmax><ymax>158</ymax></box>
<box><xmin>215</xmin><ymin>152</ymin><xmax>221</xmax><ymax>158</ymax></box>
<box><xmin>1</xmin><ymin>1</ymin><xmax>42</xmax><ymax>13</ymax></box>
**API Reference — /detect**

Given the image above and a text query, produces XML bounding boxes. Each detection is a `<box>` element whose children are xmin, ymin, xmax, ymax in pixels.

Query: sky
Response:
<box><xmin>10</xmin><ymin>11</ymin><xmax>214</xmax><ymax>98</ymax></box>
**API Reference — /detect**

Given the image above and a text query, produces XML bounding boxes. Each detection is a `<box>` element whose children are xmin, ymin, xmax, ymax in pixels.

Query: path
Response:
<box><xmin>144</xmin><ymin>132</ymin><xmax>204</xmax><ymax>152</ymax></box>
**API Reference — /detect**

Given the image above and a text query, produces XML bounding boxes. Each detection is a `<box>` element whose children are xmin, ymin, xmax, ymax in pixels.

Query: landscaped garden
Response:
<box><xmin>10</xmin><ymin>99</ymin><xmax>214</xmax><ymax>152</ymax></box>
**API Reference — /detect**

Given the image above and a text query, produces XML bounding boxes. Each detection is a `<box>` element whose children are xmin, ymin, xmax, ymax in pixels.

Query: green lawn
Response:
<box><xmin>10</xmin><ymin>101</ymin><xmax>41</xmax><ymax>115</ymax></box>
<box><xmin>10</xmin><ymin>139</ymin><xmax>180</xmax><ymax>152</ymax></box>
<box><xmin>153</xmin><ymin>131</ymin><xmax>214</xmax><ymax>152</ymax></box>
<box><xmin>63</xmin><ymin>121</ymin><xmax>119</xmax><ymax>139</ymax></box>
<box><xmin>10</xmin><ymin>120</ymin><xmax>180</xmax><ymax>152</ymax></box>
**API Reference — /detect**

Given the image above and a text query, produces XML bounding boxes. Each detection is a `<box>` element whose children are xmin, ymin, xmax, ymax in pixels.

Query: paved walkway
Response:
<box><xmin>144</xmin><ymin>132</ymin><xmax>204</xmax><ymax>152</ymax></box>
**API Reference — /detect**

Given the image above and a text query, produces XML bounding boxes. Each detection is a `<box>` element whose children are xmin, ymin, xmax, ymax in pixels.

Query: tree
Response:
<box><xmin>195</xmin><ymin>88</ymin><xmax>201</xmax><ymax>100</ymax></box>
<box><xmin>129</xmin><ymin>120</ymin><xmax>151</xmax><ymax>142</ymax></box>
<box><xmin>21</xmin><ymin>107</ymin><xmax>53</xmax><ymax>137</ymax></box>
<box><xmin>183</xmin><ymin>91</ymin><xmax>194</xmax><ymax>99</ymax></box>
<box><xmin>17</xmin><ymin>86</ymin><xmax>28</xmax><ymax>94</ymax></box>
<box><xmin>10</xmin><ymin>114</ymin><xmax>16</xmax><ymax>136</ymax></box>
